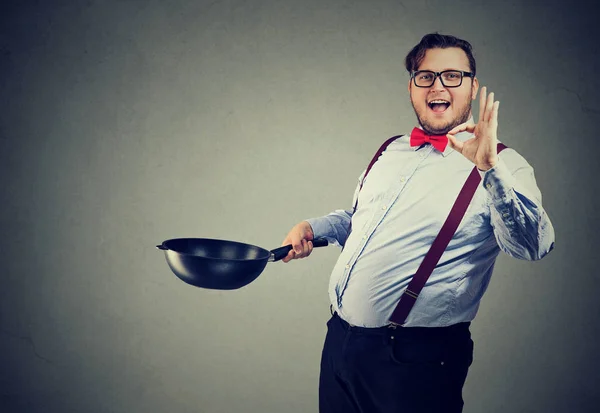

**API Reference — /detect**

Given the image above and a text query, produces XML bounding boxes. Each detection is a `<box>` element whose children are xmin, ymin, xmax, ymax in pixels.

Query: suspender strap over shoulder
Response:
<box><xmin>352</xmin><ymin>135</ymin><xmax>404</xmax><ymax>213</ymax></box>
<box><xmin>345</xmin><ymin>135</ymin><xmax>403</xmax><ymax>241</ymax></box>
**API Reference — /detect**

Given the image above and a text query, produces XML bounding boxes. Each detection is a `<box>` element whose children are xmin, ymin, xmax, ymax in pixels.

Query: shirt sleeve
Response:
<box><xmin>478</xmin><ymin>150</ymin><xmax>555</xmax><ymax>260</ymax></box>
<box><xmin>305</xmin><ymin>169</ymin><xmax>366</xmax><ymax>248</ymax></box>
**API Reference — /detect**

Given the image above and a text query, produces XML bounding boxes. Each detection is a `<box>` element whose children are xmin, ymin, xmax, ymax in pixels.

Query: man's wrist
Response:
<box><xmin>477</xmin><ymin>159</ymin><xmax>498</xmax><ymax>171</ymax></box>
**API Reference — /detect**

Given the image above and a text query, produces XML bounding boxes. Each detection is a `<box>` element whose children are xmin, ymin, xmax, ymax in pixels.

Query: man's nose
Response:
<box><xmin>431</xmin><ymin>75</ymin><xmax>446</xmax><ymax>91</ymax></box>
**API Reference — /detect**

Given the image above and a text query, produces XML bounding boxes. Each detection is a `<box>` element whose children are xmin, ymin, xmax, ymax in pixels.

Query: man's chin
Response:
<box><xmin>420</xmin><ymin>121</ymin><xmax>453</xmax><ymax>135</ymax></box>
<box><xmin>420</xmin><ymin>113</ymin><xmax>470</xmax><ymax>135</ymax></box>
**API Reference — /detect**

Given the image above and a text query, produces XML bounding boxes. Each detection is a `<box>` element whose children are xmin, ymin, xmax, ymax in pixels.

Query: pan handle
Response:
<box><xmin>270</xmin><ymin>238</ymin><xmax>328</xmax><ymax>262</ymax></box>
<box><xmin>156</xmin><ymin>244</ymin><xmax>168</xmax><ymax>250</ymax></box>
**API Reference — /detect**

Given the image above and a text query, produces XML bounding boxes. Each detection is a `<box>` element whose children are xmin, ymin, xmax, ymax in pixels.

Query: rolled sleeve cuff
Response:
<box><xmin>305</xmin><ymin>217</ymin><xmax>334</xmax><ymax>240</ymax></box>
<box><xmin>479</xmin><ymin>158</ymin><xmax>516</xmax><ymax>202</ymax></box>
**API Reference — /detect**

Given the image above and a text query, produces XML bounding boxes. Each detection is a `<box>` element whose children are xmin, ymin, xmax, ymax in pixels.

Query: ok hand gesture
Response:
<box><xmin>446</xmin><ymin>86</ymin><xmax>500</xmax><ymax>171</ymax></box>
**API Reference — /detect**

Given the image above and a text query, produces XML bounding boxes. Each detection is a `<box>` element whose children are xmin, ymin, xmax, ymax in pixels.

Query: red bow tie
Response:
<box><xmin>409</xmin><ymin>127</ymin><xmax>448</xmax><ymax>152</ymax></box>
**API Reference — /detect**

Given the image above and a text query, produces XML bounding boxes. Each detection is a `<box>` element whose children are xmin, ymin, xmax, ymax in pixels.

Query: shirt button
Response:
<box><xmin>345</xmin><ymin>264</ymin><xmax>350</xmax><ymax>269</ymax></box>
<box><xmin>400</xmin><ymin>176</ymin><xmax>406</xmax><ymax>182</ymax></box>
<box><xmin>486</xmin><ymin>183</ymin><xmax>492</xmax><ymax>189</ymax></box>
<box><xmin>382</xmin><ymin>205</ymin><xmax>387</xmax><ymax>210</ymax></box>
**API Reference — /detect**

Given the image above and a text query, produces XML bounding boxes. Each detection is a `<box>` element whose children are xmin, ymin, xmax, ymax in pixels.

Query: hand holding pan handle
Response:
<box><xmin>270</xmin><ymin>238</ymin><xmax>329</xmax><ymax>262</ymax></box>
<box><xmin>279</xmin><ymin>220</ymin><xmax>326</xmax><ymax>263</ymax></box>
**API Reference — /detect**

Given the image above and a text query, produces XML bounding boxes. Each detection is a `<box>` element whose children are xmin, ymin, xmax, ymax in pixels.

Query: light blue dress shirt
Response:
<box><xmin>306</xmin><ymin>126</ymin><xmax>555</xmax><ymax>328</ymax></box>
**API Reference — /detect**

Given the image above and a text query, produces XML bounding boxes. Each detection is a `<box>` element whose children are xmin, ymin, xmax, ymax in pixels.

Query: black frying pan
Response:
<box><xmin>156</xmin><ymin>237</ymin><xmax>328</xmax><ymax>290</ymax></box>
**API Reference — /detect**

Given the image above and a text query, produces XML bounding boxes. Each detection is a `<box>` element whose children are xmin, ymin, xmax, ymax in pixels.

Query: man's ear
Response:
<box><xmin>408</xmin><ymin>78</ymin><xmax>412</xmax><ymax>94</ymax></box>
<box><xmin>471</xmin><ymin>77</ymin><xmax>479</xmax><ymax>100</ymax></box>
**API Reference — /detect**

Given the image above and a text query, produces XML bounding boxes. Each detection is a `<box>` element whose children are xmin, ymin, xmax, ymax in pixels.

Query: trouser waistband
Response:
<box><xmin>329</xmin><ymin>306</ymin><xmax>471</xmax><ymax>338</ymax></box>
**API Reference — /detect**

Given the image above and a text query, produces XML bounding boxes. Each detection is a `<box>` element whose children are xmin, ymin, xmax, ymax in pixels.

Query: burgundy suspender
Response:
<box><xmin>353</xmin><ymin>136</ymin><xmax>508</xmax><ymax>326</ymax></box>
<box><xmin>345</xmin><ymin>135</ymin><xmax>403</xmax><ymax>238</ymax></box>
<box><xmin>390</xmin><ymin>142</ymin><xmax>508</xmax><ymax>325</ymax></box>
<box><xmin>352</xmin><ymin>135</ymin><xmax>404</xmax><ymax>213</ymax></box>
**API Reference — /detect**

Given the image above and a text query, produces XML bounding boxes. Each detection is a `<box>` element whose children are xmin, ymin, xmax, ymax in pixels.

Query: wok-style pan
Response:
<box><xmin>156</xmin><ymin>237</ymin><xmax>328</xmax><ymax>290</ymax></box>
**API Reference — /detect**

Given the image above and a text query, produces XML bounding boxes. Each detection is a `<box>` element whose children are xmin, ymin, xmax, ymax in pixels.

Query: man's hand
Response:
<box><xmin>446</xmin><ymin>86</ymin><xmax>500</xmax><ymax>171</ymax></box>
<box><xmin>280</xmin><ymin>221</ymin><xmax>315</xmax><ymax>263</ymax></box>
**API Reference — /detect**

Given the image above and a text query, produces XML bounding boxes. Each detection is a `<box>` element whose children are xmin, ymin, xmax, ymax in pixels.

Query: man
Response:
<box><xmin>280</xmin><ymin>33</ymin><xmax>555</xmax><ymax>413</ymax></box>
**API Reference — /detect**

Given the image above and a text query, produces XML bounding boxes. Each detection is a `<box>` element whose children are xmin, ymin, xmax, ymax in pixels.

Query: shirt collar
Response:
<box><xmin>412</xmin><ymin>117</ymin><xmax>475</xmax><ymax>157</ymax></box>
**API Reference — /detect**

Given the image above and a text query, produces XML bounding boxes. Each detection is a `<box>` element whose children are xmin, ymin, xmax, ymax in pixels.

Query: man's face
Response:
<box><xmin>408</xmin><ymin>47</ymin><xmax>479</xmax><ymax>135</ymax></box>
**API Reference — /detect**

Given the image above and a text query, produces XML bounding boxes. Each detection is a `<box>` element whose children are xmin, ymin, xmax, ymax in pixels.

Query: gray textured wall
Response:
<box><xmin>1</xmin><ymin>0</ymin><xmax>598</xmax><ymax>412</ymax></box>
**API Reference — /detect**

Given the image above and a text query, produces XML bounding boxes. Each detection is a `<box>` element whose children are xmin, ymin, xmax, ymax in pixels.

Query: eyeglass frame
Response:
<box><xmin>410</xmin><ymin>70</ymin><xmax>475</xmax><ymax>88</ymax></box>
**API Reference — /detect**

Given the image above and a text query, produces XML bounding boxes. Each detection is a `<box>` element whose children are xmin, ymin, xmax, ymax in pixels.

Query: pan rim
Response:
<box><xmin>160</xmin><ymin>237</ymin><xmax>272</xmax><ymax>261</ymax></box>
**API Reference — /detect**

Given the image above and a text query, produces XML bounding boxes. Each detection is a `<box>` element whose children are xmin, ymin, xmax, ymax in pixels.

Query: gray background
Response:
<box><xmin>1</xmin><ymin>0</ymin><xmax>599</xmax><ymax>412</ymax></box>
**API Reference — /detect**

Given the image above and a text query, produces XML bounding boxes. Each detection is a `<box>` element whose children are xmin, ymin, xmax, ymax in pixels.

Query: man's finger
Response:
<box><xmin>479</xmin><ymin>86</ymin><xmax>487</xmax><ymax>123</ymax></box>
<box><xmin>485</xmin><ymin>92</ymin><xmax>495</xmax><ymax>123</ymax></box>
<box><xmin>447</xmin><ymin>122</ymin><xmax>475</xmax><ymax>135</ymax></box>
<box><xmin>447</xmin><ymin>122</ymin><xmax>467</xmax><ymax>135</ymax></box>
<box><xmin>491</xmin><ymin>101</ymin><xmax>499</xmax><ymax>126</ymax></box>
<box><xmin>300</xmin><ymin>239</ymin><xmax>308</xmax><ymax>257</ymax></box>
<box><xmin>282</xmin><ymin>250</ymin><xmax>296</xmax><ymax>263</ymax></box>
<box><xmin>446</xmin><ymin>134</ymin><xmax>463</xmax><ymax>152</ymax></box>
<box><xmin>291</xmin><ymin>234</ymin><xmax>303</xmax><ymax>254</ymax></box>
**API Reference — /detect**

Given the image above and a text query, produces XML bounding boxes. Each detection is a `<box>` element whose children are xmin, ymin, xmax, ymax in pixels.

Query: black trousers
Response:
<box><xmin>319</xmin><ymin>312</ymin><xmax>474</xmax><ymax>413</ymax></box>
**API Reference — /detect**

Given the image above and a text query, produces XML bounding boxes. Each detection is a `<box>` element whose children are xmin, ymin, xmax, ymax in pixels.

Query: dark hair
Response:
<box><xmin>405</xmin><ymin>33</ymin><xmax>476</xmax><ymax>75</ymax></box>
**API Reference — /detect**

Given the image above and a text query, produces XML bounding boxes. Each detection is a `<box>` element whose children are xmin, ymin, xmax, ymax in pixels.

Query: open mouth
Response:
<box><xmin>428</xmin><ymin>100</ymin><xmax>450</xmax><ymax>113</ymax></box>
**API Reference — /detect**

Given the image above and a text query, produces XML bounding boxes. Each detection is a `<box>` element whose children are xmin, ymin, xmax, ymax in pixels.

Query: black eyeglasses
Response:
<box><xmin>411</xmin><ymin>70</ymin><xmax>475</xmax><ymax>88</ymax></box>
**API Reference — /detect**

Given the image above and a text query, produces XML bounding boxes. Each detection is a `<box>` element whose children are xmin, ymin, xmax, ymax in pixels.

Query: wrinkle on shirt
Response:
<box><xmin>306</xmin><ymin>129</ymin><xmax>555</xmax><ymax>327</ymax></box>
